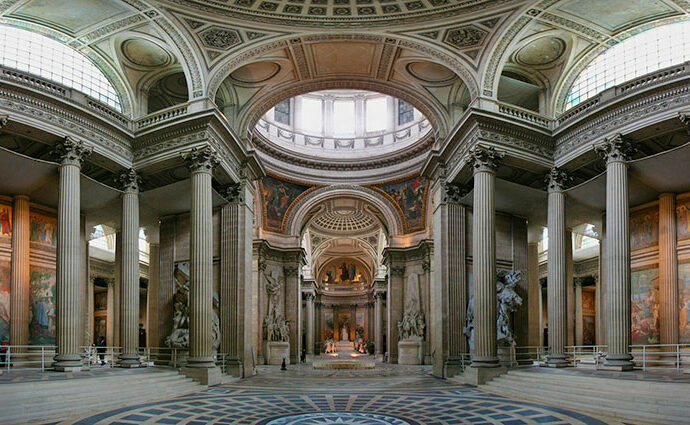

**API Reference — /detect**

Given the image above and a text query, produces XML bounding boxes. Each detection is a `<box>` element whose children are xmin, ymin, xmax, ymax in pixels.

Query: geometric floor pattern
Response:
<box><xmin>61</xmin><ymin>365</ymin><xmax>626</xmax><ymax>425</ymax></box>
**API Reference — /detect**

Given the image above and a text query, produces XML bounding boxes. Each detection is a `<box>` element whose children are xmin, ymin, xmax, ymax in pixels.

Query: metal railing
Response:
<box><xmin>81</xmin><ymin>346</ymin><xmax>122</xmax><ymax>368</ymax></box>
<box><xmin>514</xmin><ymin>345</ymin><xmax>549</xmax><ymax>365</ymax></box>
<box><xmin>631</xmin><ymin>344</ymin><xmax>690</xmax><ymax>371</ymax></box>
<box><xmin>0</xmin><ymin>345</ymin><xmax>57</xmax><ymax>372</ymax></box>
<box><xmin>565</xmin><ymin>345</ymin><xmax>606</xmax><ymax>367</ymax></box>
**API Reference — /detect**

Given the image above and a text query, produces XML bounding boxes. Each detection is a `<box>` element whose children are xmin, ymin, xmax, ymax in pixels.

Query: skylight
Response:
<box><xmin>0</xmin><ymin>25</ymin><xmax>121</xmax><ymax>111</ymax></box>
<box><xmin>565</xmin><ymin>20</ymin><xmax>690</xmax><ymax>111</ymax></box>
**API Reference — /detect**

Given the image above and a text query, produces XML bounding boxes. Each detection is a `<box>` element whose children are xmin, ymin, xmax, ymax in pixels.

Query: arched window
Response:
<box><xmin>564</xmin><ymin>20</ymin><xmax>690</xmax><ymax>111</ymax></box>
<box><xmin>0</xmin><ymin>25</ymin><xmax>121</xmax><ymax>111</ymax></box>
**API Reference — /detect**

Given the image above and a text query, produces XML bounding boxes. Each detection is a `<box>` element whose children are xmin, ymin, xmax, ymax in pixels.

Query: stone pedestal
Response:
<box><xmin>264</xmin><ymin>341</ymin><xmax>290</xmax><ymax>365</ymax></box>
<box><xmin>461</xmin><ymin>366</ymin><xmax>506</xmax><ymax>386</ymax></box>
<box><xmin>398</xmin><ymin>339</ymin><xmax>423</xmax><ymax>365</ymax></box>
<box><xmin>181</xmin><ymin>366</ymin><xmax>222</xmax><ymax>386</ymax></box>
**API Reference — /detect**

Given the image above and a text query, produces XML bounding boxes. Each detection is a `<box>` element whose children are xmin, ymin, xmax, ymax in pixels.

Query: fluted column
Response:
<box><xmin>147</xmin><ymin>242</ymin><xmax>160</xmax><ymax>349</ymax></box>
<box><xmin>118</xmin><ymin>169</ymin><xmax>141</xmax><ymax>368</ymax></box>
<box><xmin>595</xmin><ymin>135</ymin><xmax>635</xmax><ymax>371</ymax></box>
<box><xmin>375</xmin><ymin>291</ymin><xmax>384</xmax><ymax>355</ymax></box>
<box><xmin>467</xmin><ymin>145</ymin><xmax>503</xmax><ymax>369</ymax></box>
<box><xmin>305</xmin><ymin>293</ymin><xmax>314</xmax><ymax>355</ymax></box>
<box><xmin>53</xmin><ymin>137</ymin><xmax>92</xmax><ymax>371</ymax></box>
<box><xmin>546</xmin><ymin>167</ymin><xmax>571</xmax><ymax>367</ymax></box>
<box><xmin>183</xmin><ymin>147</ymin><xmax>219</xmax><ymax>376</ymax></box>
<box><xmin>10</xmin><ymin>195</ymin><xmax>30</xmax><ymax>348</ymax></box>
<box><xmin>658</xmin><ymin>193</ymin><xmax>678</xmax><ymax>345</ymax></box>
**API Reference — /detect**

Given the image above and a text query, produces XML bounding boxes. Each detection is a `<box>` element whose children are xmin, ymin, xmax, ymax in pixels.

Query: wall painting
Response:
<box><xmin>679</xmin><ymin>262</ymin><xmax>690</xmax><ymax>343</ymax></box>
<box><xmin>677</xmin><ymin>198</ymin><xmax>690</xmax><ymax>241</ymax></box>
<box><xmin>582</xmin><ymin>290</ymin><xmax>595</xmax><ymax>346</ymax></box>
<box><xmin>0</xmin><ymin>261</ymin><xmax>10</xmax><ymax>342</ymax></box>
<box><xmin>374</xmin><ymin>176</ymin><xmax>428</xmax><ymax>232</ymax></box>
<box><xmin>30</xmin><ymin>212</ymin><xmax>57</xmax><ymax>246</ymax></box>
<box><xmin>630</xmin><ymin>207</ymin><xmax>658</xmax><ymax>251</ymax></box>
<box><xmin>94</xmin><ymin>292</ymin><xmax>107</xmax><ymax>311</ymax></box>
<box><xmin>320</xmin><ymin>261</ymin><xmax>366</xmax><ymax>285</ymax></box>
<box><xmin>631</xmin><ymin>267</ymin><xmax>659</xmax><ymax>344</ymax></box>
<box><xmin>324</xmin><ymin>312</ymin><xmax>334</xmax><ymax>340</ymax></box>
<box><xmin>0</xmin><ymin>204</ymin><xmax>11</xmax><ymax>239</ymax></box>
<box><xmin>29</xmin><ymin>267</ymin><xmax>56</xmax><ymax>345</ymax></box>
<box><xmin>260</xmin><ymin>176</ymin><xmax>312</xmax><ymax>232</ymax></box>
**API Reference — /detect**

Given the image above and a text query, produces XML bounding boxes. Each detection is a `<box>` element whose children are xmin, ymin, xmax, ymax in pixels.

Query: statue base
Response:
<box><xmin>264</xmin><ymin>341</ymin><xmax>290</xmax><ymax>366</ymax></box>
<box><xmin>181</xmin><ymin>366</ymin><xmax>222</xmax><ymax>386</ymax></box>
<box><xmin>460</xmin><ymin>366</ymin><xmax>506</xmax><ymax>385</ymax></box>
<box><xmin>398</xmin><ymin>339</ymin><xmax>423</xmax><ymax>365</ymax></box>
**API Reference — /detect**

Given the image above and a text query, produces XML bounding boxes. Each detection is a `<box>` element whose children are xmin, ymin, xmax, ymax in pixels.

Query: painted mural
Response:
<box><xmin>30</xmin><ymin>213</ymin><xmax>57</xmax><ymax>246</ymax></box>
<box><xmin>324</xmin><ymin>312</ymin><xmax>334</xmax><ymax>339</ymax></box>
<box><xmin>261</xmin><ymin>176</ymin><xmax>311</xmax><ymax>231</ymax></box>
<box><xmin>679</xmin><ymin>262</ymin><xmax>690</xmax><ymax>343</ymax></box>
<box><xmin>582</xmin><ymin>290</ymin><xmax>596</xmax><ymax>346</ymax></box>
<box><xmin>630</xmin><ymin>207</ymin><xmax>658</xmax><ymax>251</ymax></box>
<box><xmin>320</xmin><ymin>261</ymin><xmax>365</xmax><ymax>285</ymax></box>
<box><xmin>0</xmin><ymin>261</ymin><xmax>10</xmax><ymax>343</ymax></box>
<box><xmin>29</xmin><ymin>267</ymin><xmax>56</xmax><ymax>345</ymax></box>
<box><xmin>677</xmin><ymin>198</ymin><xmax>690</xmax><ymax>241</ymax></box>
<box><xmin>0</xmin><ymin>204</ymin><xmax>11</xmax><ymax>238</ymax></box>
<box><xmin>375</xmin><ymin>176</ymin><xmax>428</xmax><ymax>232</ymax></box>
<box><xmin>631</xmin><ymin>268</ymin><xmax>659</xmax><ymax>344</ymax></box>
<box><xmin>94</xmin><ymin>292</ymin><xmax>107</xmax><ymax>311</ymax></box>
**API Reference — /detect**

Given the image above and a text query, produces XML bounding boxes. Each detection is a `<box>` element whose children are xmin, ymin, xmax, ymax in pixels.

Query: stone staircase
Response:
<box><xmin>0</xmin><ymin>368</ymin><xmax>205</xmax><ymax>425</ymax></box>
<box><xmin>481</xmin><ymin>368</ymin><xmax>690</xmax><ymax>425</ymax></box>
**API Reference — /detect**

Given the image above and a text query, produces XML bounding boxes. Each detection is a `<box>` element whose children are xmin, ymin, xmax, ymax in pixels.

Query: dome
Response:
<box><xmin>311</xmin><ymin>209</ymin><xmax>378</xmax><ymax>235</ymax></box>
<box><xmin>254</xmin><ymin>89</ymin><xmax>432</xmax><ymax>161</ymax></box>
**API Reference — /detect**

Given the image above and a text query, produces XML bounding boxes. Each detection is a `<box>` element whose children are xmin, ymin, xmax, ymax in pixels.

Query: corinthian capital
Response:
<box><xmin>183</xmin><ymin>146</ymin><xmax>219</xmax><ymax>174</ymax></box>
<box><xmin>221</xmin><ymin>182</ymin><xmax>244</xmax><ymax>204</ymax></box>
<box><xmin>465</xmin><ymin>145</ymin><xmax>504</xmax><ymax>174</ymax></box>
<box><xmin>594</xmin><ymin>134</ymin><xmax>636</xmax><ymax>164</ymax></box>
<box><xmin>441</xmin><ymin>181</ymin><xmax>468</xmax><ymax>204</ymax></box>
<box><xmin>118</xmin><ymin>168</ymin><xmax>142</xmax><ymax>193</ymax></box>
<box><xmin>545</xmin><ymin>167</ymin><xmax>572</xmax><ymax>192</ymax></box>
<box><xmin>52</xmin><ymin>136</ymin><xmax>92</xmax><ymax>167</ymax></box>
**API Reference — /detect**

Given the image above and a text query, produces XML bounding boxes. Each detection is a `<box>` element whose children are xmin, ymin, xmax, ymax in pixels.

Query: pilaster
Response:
<box><xmin>10</xmin><ymin>195</ymin><xmax>29</xmax><ymax>347</ymax></box>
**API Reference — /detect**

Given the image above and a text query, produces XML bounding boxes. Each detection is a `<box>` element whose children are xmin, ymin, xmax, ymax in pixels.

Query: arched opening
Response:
<box><xmin>146</xmin><ymin>71</ymin><xmax>189</xmax><ymax>114</ymax></box>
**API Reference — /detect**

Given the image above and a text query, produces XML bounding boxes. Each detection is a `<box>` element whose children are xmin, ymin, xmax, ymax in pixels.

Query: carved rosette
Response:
<box><xmin>183</xmin><ymin>146</ymin><xmax>220</xmax><ymax>174</ymax></box>
<box><xmin>52</xmin><ymin>137</ymin><xmax>93</xmax><ymax>167</ymax></box>
<box><xmin>545</xmin><ymin>167</ymin><xmax>572</xmax><ymax>193</ymax></box>
<box><xmin>0</xmin><ymin>114</ymin><xmax>8</xmax><ymax>128</ymax></box>
<box><xmin>117</xmin><ymin>168</ymin><xmax>142</xmax><ymax>193</ymax></box>
<box><xmin>465</xmin><ymin>145</ymin><xmax>504</xmax><ymax>174</ymax></box>
<box><xmin>594</xmin><ymin>134</ymin><xmax>636</xmax><ymax>164</ymax></box>
<box><xmin>679</xmin><ymin>112</ymin><xmax>690</xmax><ymax>134</ymax></box>
<box><xmin>221</xmin><ymin>182</ymin><xmax>245</xmax><ymax>203</ymax></box>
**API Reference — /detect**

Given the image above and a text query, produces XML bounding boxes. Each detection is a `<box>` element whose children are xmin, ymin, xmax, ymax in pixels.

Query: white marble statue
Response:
<box><xmin>397</xmin><ymin>273</ymin><xmax>425</xmax><ymax>340</ymax></box>
<box><xmin>341</xmin><ymin>325</ymin><xmax>349</xmax><ymax>341</ymax></box>
<box><xmin>263</xmin><ymin>271</ymin><xmax>290</xmax><ymax>342</ymax></box>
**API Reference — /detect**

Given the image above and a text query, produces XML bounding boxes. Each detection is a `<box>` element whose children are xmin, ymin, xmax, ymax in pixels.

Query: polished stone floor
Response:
<box><xmin>56</xmin><ymin>364</ymin><xmax>629</xmax><ymax>425</ymax></box>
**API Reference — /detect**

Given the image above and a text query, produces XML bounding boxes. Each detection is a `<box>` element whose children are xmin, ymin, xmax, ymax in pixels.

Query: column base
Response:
<box><xmin>186</xmin><ymin>356</ymin><xmax>216</xmax><ymax>368</ymax></box>
<box><xmin>461</xmin><ymin>366</ymin><xmax>506</xmax><ymax>385</ymax></box>
<box><xmin>470</xmin><ymin>355</ymin><xmax>500</xmax><ymax>368</ymax></box>
<box><xmin>181</xmin><ymin>366</ymin><xmax>222</xmax><ymax>385</ymax></box>
<box><xmin>53</xmin><ymin>354</ymin><xmax>82</xmax><ymax>372</ymax></box>
<box><xmin>224</xmin><ymin>358</ymin><xmax>243</xmax><ymax>377</ymax></box>
<box><xmin>119</xmin><ymin>354</ymin><xmax>141</xmax><ymax>368</ymax></box>
<box><xmin>546</xmin><ymin>354</ymin><xmax>570</xmax><ymax>368</ymax></box>
<box><xmin>599</xmin><ymin>354</ymin><xmax>634</xmax><ymax>371</ymax></box>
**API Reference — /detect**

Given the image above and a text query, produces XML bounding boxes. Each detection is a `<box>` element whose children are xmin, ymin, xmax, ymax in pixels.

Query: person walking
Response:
<box><xmin>97</xmin><ymin>336</ymin><xmax>106</xmax><ymax>366</ymax></box>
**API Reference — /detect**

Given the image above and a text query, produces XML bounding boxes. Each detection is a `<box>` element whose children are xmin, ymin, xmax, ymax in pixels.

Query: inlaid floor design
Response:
<box><xmin>60</xmin><ymin>365</ymin><xmax>626</xmax><ymax>425</ymax></box>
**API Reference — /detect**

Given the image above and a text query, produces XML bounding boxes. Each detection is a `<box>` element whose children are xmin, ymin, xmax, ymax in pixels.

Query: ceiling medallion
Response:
<box><xmin>515</xmin><ymin>36</ymin><xmax>566</xmax><ymax>66</ymax></box>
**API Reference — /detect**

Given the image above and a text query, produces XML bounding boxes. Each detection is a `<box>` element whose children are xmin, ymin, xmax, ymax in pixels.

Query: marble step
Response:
<box><xmin>491</xmin><ymin>373</ymin><xmax>690</xmax><ymax>407</ymax></box>
<box><xmin>0</xmin><ymin>370</ymin><xmax>205</xmax><ymax>425</ymax></box>
<box><xmin>505</xmin><ymin>369</ymin><xmax>690</xmax><ymax>397</ymax></box>
<box><xmin>483</xmin><ymin>372</ymin><xmax>690</xmax><ymax>424</ymax></box>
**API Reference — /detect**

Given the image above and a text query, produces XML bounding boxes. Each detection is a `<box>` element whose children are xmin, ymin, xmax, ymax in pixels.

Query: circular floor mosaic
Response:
<box><xmin>263</xmin><ymin>412</ymin><xmax>416</xmax><ymax>425</ymax></box>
